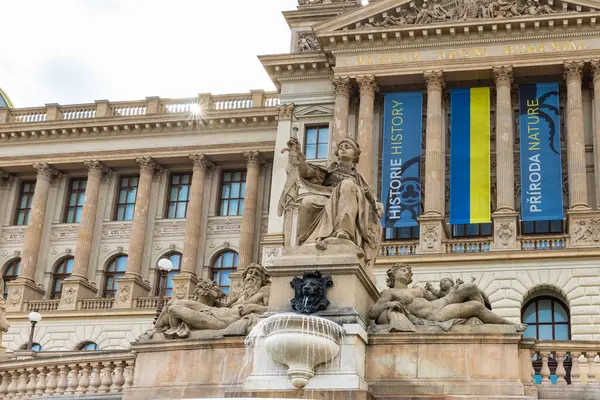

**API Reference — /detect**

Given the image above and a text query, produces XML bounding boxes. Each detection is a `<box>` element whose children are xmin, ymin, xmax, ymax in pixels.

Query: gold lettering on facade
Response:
<box><xmin>505</xmin><ymin>41</ymin><xmax>586</xmax><ymax>55</ymax></box>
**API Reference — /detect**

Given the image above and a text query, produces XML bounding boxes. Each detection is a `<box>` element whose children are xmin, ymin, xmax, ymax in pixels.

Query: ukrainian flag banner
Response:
<box><xmin>449</xmin><ymin>87</ymin><xmax>491</xmax><ymax>224</ymax></box>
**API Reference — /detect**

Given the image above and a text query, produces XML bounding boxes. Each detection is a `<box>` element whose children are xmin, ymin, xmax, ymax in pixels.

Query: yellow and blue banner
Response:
<box><xmin>450</xmin><ymin>87</ymin><xmax>491</xmax><ymax>224</ymax></box>
<box><xmin>381</xmin><ymin>92</ymin><xmax>423</xmax><ymax>228</ymax></box>
<box><xmin>519</xmin><ymin>83</ymin><xmax>563</xmax><ymax>221</ymax></box>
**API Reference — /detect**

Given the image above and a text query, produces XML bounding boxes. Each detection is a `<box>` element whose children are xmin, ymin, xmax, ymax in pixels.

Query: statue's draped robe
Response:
<box><xmin>298</xmin><ymin>162</ymin><xmax>381</xmax><ymax>263</ymax></box>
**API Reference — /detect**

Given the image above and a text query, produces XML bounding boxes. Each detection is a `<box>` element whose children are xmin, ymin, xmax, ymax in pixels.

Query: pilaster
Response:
<box><xmin>355</xmin><ymin>75</ymin><xmax>377</xmax><ymax>187</ymax></box>
<box><xmin>416</xmin><ymin>214</ymin><xmax>447</xmax><ymax>254</ymax></box>
<box><xmin>331</xmin><ymin>77</ymin><xmax>351</xmax><ymax>149</ymax></box>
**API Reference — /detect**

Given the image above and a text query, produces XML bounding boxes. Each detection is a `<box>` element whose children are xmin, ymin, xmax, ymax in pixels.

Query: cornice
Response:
<box><xmin>259</xmin><ymin>53</ymin><xmax>333</xmax><ymax>89</ymax></box>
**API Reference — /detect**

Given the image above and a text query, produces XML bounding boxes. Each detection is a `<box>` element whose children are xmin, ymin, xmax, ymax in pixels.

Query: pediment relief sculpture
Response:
<box><xmin>339</xmin><ymin>0</ymin><xmax>587</xmax><ymax>31</ymax></box>
<box><xmin>298</xmin><ymin>33</ymin><xmax>322</xmax><ymax>52</ymax></box>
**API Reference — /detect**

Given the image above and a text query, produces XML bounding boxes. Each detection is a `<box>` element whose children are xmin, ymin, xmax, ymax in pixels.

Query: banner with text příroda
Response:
<box><xmin>381</xmin><ymin>92</ymin><xmax>423</xmax><ymax>229</ymax></box>
<box><xmin>519</xmin><ymin>83</ymin><xmax>563</xmax><ymax>221</ymax></box>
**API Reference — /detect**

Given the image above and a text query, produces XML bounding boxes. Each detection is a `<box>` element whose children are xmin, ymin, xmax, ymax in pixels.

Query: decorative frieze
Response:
<box><xmin>153</xmin><ymin>220</ymin><xmax>186</xmax><ymax>237</ymax></box>
<box><xmin>50</xmin><ymin>224</ymin><xmax>79</xmax><ymax>241</ymax></box>
<box><xmin>101</xmin><ymin>222</ymin><xmax>133</xmax><ymax>239</ymax></box>
<box><xmin>0</xmin><ymin>226</ymin><xmax>26</xmax><ymax>244</ymax></box>
<box><xmin>207</xmin><ymin>217</ymin><xmax>242</xmax><ymax>235</ymax></box>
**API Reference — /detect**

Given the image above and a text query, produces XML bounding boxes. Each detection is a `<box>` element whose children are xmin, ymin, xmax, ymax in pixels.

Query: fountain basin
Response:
<box><xmin>250</xmin><ymin>314</ymin><xmax>344</xmax><ymax>389</ymax></box>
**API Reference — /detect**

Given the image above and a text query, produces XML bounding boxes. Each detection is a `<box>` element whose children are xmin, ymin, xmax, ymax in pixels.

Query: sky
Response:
<box><xmin>0</xmin><ymin>0</ymin><xmax>300</xmax><ymax>107</ymax></box>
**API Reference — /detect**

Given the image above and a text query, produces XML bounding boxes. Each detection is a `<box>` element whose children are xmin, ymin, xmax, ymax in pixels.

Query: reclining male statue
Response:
<box><xmin>368</xmin><ymin>263</ymin><xmax>527</xmax><ymax>332</ymax></box>
<box><xmin>141</xmin><ymin>263</ymin><xmax>270</xmax><ymax>340</ymax></box>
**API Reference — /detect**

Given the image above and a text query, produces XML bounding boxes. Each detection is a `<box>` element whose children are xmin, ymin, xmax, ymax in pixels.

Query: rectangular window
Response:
<box><xmin>522</xmin><ymin>220</ymin><xmax>563</xmax><ymax>235</ymax></box>
<box><xmin>385</xmin><ymin>226</ymin><xmax>420</xmax><ymax>240</ymax></box>
<box><xmin>305</xmin><ymin>125</ymin><xmax>329</xmax><ymax>160</ymax></box>
<box><xmin>64</xmin><ymin>179</ymin><xmax>87</xmax><ymax>223</ymax></box>
<box><xmin>219</xmin><ymin>170</ymin><xmax>247</xmax><ymax>216</ymax></box>
<box><xmin>452</xmin><ymin>223</ymin><xmax>492</xmax><ymax>238</ymax></box>
<box><xmin>166</xmin><ymin>173</ymin><xmax>191</xmax><ymax>219</ymax></box>
<box><xmin>14</xmin><ymin>181</ymin><xmax>35</xmax><ymax>225</ymax></box>
<box><xmin>115</xmin><ymin>176</ymin><xmax>139</xmax><ymax>221</ymax></box>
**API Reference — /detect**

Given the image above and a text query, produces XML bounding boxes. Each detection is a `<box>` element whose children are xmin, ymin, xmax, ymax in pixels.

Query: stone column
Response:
<box><xmin>171</xmin><ymin>154</ymin><xmax>213</xmax><ymax>300</ymax></box>
<box><xmin>114</xmin><ymin>157</ymin><xmax>161</xmax><ymax>308</ymax></box>
<box><xmin>418</xmin><ymin>71</ymin><xmax>447</xmax><ymax>254</ymax></box>
<box><xmin>59</xmin><ymin>161</ymin><xmax>108</xmax><ymax>309</ymax></box>
<box><xmin>356</xmin><ymin>75</ymin><xmax>377</xmax><ymax>186</ymax></box>
<box><xmin>237</xmin><ymin>151</ymin><xmax>262</xmax><ymax>270</ymax></box>
<box><xmin>332</xmin><ymin>77</ymin><xmax>351</xmax><ymax>149</ymax></box>
<box><xmin>491</xmin><ymin>66</ymin><xmax>519</xmax><ymax>251</ymax></box>
<box><xmin>6</xmin><ymin>164</ymin><xmax>59</xmax><ymax>311</ymax></box>
<box><xmin>591</xmin><ymin>61</ymin><xmax>600</xmax><ymax>208</ymax></box>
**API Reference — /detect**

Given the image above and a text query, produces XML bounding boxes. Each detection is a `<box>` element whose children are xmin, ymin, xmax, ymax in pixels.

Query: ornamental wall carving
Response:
<box><xmin>50</xmin><ymin>224</ymin><xmax>79</xmax><ymax>241</ymax></box>
<box><xmin>0</xmin><ymin>227</ymin><xmax>26</xmax><ymax>244</ymax></box>
<box><xmin>206</xmin><ymin>217</ymin><xmax>242</xmax><ymax>235</ymax></box>
<box><xmin>101</xmin><ymin>222</ymin><xmax>133</xmax><ymax>239</ymax></box>
<box><xmin>153</xmin><ymin>220</ymin><xmax>186</xmax><ymax>237</ymax></box>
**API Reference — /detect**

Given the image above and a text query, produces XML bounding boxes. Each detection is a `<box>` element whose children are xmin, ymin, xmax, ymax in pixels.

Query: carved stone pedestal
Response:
<box><xmin>491</xmin><ymin>211</ymin><xmax>519</xmax><ymax>251</ymax></box>
<box><xmin>58</xmin><ymin>278</ymin><xmax>98</xmax><ymax>310</ymax></box>
<box><xmin>5</xmin><ymin>280</ymin><xmax>45</xmax><ymax>312</ymax></box>
<box><xmin>417</xmin><ymin>214</ymin><xmax>447</xmax><ymax>254</ymax></box>
<box><xmin>568</xmin><ymin>209</ymin><xmax>600</xmax><ymax>248</ymax></box>
<box><xmin>113</xmin><ymin>276</ymin><xmax>151</xmax><ymax>309</ymax></box>
<box><xmin>169</xmin><ymin>273</ymin><xmax>198</xmax><ymax>301</ymax></box>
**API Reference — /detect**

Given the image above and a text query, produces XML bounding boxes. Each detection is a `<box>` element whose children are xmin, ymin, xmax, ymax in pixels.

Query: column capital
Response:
<box><xmin>135</xmin><ymin>156</ymin><xmax>161</xmax><ymax>175</ymax></box>
<box><xmin>32</xmin><ymin>163</ymin><xmax>59</xmax><ymax>182</ymax></box>
<box><xmin>332</xmin><ymin>76</ymin><xmax>351</xmax><ymax>97</ymax></box>
<box><xmin>190</xmin><ymin>153</ymin><xmax>213</xmax><ymax>171</ymax></box>
<box><xmin>277</xmin><ymin>103</ymin><xmax>294</xmax><ymax>120</ymax></box>
<box><xmin>563</xmin><ymin>61</ymin><xmax>584</xmax><ymax>82</ymax></box>
<box><xmin>493</xmin><ymin>66</ymin><xmax>514</xmax><ymax>85</ymax></box>
<box><xmin>424</xmin><ymin>71</ymin><xmax>445</xmax><ymax>91</ymax></box>
<box><xmin>356</xmin><ymin>75</ymin><xmax>377</xmax><ymax>96</ymax></box>
<box><xmin>243</xmin><ymin>150</ymin><xmax>263</xmax><ymax>166</ymax></box>
<box><xmin>0</xmin><ymin>168</ymin><xmax>12</xmax><ymax>186</ymax></box>
<box><xmin>591</xmin><ymin>60</ymin><xmax>600</xmax><ymax>82</ymax></box>
<box><xmin>83</xmin><ymin>160</ymin><xmax>110</xmax><ymax>179</ymax></box>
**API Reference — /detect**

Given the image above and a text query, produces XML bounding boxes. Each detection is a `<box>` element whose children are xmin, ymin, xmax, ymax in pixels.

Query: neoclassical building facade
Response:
<box><xmin>1</xmin><ymin>0</ymin><xmax>600</xmax><ymax>361</ymax></box>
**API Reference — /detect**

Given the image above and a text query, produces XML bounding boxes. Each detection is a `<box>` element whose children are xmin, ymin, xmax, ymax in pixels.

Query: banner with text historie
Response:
<box><xmin>381</xmin><ymin>92</ymin><xmax>423</xmax><ymax>228</ymax></box>
<box><xmin>519</xmin><ymin>83</ymin><xmax>563</xmax><ymax>221</ymax></box>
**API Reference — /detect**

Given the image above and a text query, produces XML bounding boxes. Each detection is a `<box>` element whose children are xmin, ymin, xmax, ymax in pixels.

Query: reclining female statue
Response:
<box><xmin>281</xmin><ymin>136</ymin><xmax>382</xmax><ymax>265</ymax></box>
<box><xmin>369</xmin><ymin>263</ymin><xmax>527</xmax><ymax>332</ymax></box>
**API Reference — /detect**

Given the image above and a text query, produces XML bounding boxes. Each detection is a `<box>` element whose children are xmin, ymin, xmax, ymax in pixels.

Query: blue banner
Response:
<box><xmin>381</xmin><ymin>92</ymin><xmax>423</xmax><ymax>228</ymax></box>
<box><xmin>519</xmin><ymin>83</ymin><xmax>563</xmax><ymax>221</ymax></box>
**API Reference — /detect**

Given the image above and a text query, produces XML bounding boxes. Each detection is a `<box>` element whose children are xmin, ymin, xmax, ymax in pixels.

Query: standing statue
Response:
<box><xmin>279</xmin><ymin>136</ymin><xmax>383</xmax><ymax>265</ymax></box>
<box><xmin>368</xmin><ymin>264</ymin><xmax>527</xmax><ymax>332</ymax></box>
<box><xmin>141</xmin><ymin>264</ymin><xmax>270</xmax><ymax>340</ymax></box>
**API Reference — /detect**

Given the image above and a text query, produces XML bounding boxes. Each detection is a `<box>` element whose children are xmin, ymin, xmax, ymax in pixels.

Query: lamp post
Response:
<box><xmin>27</xmin><ymin>310</ymin><xmax>41</xmax><ymax>351</ymax></box>
<box><xmin>154</xmin><ymin>258</ymin><xmax>173</xmax><ymax>324</ymax></box>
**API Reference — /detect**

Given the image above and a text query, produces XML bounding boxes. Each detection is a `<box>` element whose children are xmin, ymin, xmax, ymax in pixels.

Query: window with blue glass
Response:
<box><xmin>115</xmin><ymin>176</ymin><xmax>138</xmax><ymax>221</ymax></box>
<box><xmin>521</xmin><ymin>220</ymin><xmax>563</xmax><ymax>235</ymax></box>
<box><xmin>212</xmin><ymin>251</ymin><xmax>238</xmax><ymax>293</ymax></box>
<box><xmin>304</xmin><ymin>126</ymin><xmax>329</xmax><ymax>160</ymax></box>
<box><xmin>78</xmin><ymin>341</ymin><xmax>100</xmax><ymax>351</ymax></box>
<box><xmin>166</xmin><ymin>174</ymin><xmax>191</xmax><ymax>219</ymax></box>
<box><xmin>384</xmin><ymin>226</ymin><xmax>420</xmax><ymax>240</ymax></box>
<box><xmin>155</xmin><ymin>252</ymin><xmax>181</xmax><ymax>297</ymax></box>
<box><xmin>522</xmin><ymin>296</ymin><xmax>571</xmax><ymax>384</ymax></box>
<box><xmin>3</xmin><ymin>258</ymin><xmax>20</xmax><ymax>300</ymax></box>
<box><xmin>219</xmin><ymin>171</ymin><xmax>246</xmax><ymax>216</ymax></box>
<box><xmin>64</xmin><ymin>179</ymin><xmax>87</xmax><ymax>223</ymax></box>
<box><xmin>51</xmin><ymin>257</ymin><xmax>74</xmax><ymax>299</ymax></box>
<box><xmin>21</xmin><ymin>343</ymin><xmax>43</xmax><ymax>352</ymax></box>
<box><xmin>103</xmin><ymin>256</ymin><xmax>128</xmax><ymax>298</ymax></box>
<box><xmin>15</xmin><ymin>181</ymin><xmax>35</xmax><ymax>225</ymax></box>
<box><xmin>452</xmin><ymin>223</ymin><xmax>492</xmax><ymax>238</ymax></box>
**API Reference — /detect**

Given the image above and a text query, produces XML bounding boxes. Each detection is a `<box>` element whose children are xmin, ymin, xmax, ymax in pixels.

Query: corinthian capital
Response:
<box><xmin>33</xmin><ymin>163</ymin><xmax>60</xmax><ymax>181</ymax></box>
<box><xmin>356</xmin><ymin>75</ymin><xmax>377</xmax><ymax>96</ymax></box>
<box><xmin>0</xmin><ymin>168</ymin><xmax>12</xmax><ymax>186</ymax></box>
<box><xmin>190</xmin><ymin>153</ymin><xmax>213</xmax><ymax>171</ymax></box>
<box><xmin>332</xmin><ymin>76</ymin><xmax>351</xmax><ymax>97</ymax></box>
<box><xmin>83</xmin><ymin>160</ymin><xmax>110</xmax><ymax>179</ymax></box>
<box><xmin>135</xmin><ymin>157</ymin><xmax>162</xmax><ymax>175</ymax></box>
<box><xmin>277</xmin><ymin>103</ymin><xmax>294</xmax><ymax>120</ymax></box>
<box><xmin>591</xmin><ymin>60</ymin><xmax>600</xmax><ymax>83</ymax></box>
<box><xmin>424</xmin><ymin>71</ymin><xmax>445</xmax><ymax>91</ymax></box>
<box><xmin>243</xmin><ymin>151</ymin><xmax>262</xmax><ymax>167</ymax></box>
<box><xmin>563</xmin><ymin>61</ymin><xmax>584</xmax><ymax>82</ymax></box>
<box><xmin>493</xmin><ymin>66</ymin><xmax>513</xmax><ymax>86</ymax></box>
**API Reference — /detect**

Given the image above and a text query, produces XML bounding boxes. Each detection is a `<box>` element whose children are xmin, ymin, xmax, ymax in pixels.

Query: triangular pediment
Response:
<box><xmin>294</xmin><ymin>105</ymin><xmax>334</xmax><ymax>118</ymax></box>
<box><xmin>314</xmin><ymin>0</ymin><xmax>600</xmax><ymax>33</ymax></box>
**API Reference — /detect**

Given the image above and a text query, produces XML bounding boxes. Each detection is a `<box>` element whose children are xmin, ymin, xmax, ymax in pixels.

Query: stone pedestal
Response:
<box><xmin>4</xmin><ymin>280</ymin><xmax>45</xmax><ymax>312</ymax></box>
<box><xmin>491</xmin><ymin>211</ymin><xmax>519</xmax><ymax>251</ymax></box>
<box><xmin>58</xmin><ymin>279</ymin><xmax>97</xmax><ymax>310</ymax></box>
<box><xmin>113</xmin><ymin>276</ymin><xmax>151</xmax><ymax>309</ymax></box>
<box><xmin>266</xmin><ymin>242</ymin><xmax>380</xmax><ymax>326</ymax></box>
<box><xmin>170</xmin><ymin>273</ymin><xmax>198</xmax><ymax>301</ymax></box>
<box><xmin>567</xmin><ymin>209</ymin><xmax>600</xmax><ymax>248</ymax></box>
<box><xmin>417</xmin><ymin>214</ymin><xmax>447</xmax><ymax>254</ymax></box>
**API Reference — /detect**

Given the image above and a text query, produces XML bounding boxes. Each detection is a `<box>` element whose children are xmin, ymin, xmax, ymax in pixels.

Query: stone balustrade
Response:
<box><xmin>0</xmin><ymin>91</ymin><xmax>280</xmax><ymax>125</ymax></box>
<box><xmin>14</xmin><ymin>297</ymin><xmax>165</xmax><ymax>312</ymax></box>
<box><xmin>379</xmin><ymin>241</ymin><xmax>418</xmax><ymax>257</ymax></box>
<box><xmin>520</xmin><ymin>235</ymin><xmax>568</xmax><ymax>251</ymax></box>
<box><xmin>0</xmin><ymin>351</ymin><xmax>134</xmax><ymax>398</ymax></box>
<box><xmin>445</xmin><ymin>238</ymin><xmax>492</xmax><ymax>254</ymax></box>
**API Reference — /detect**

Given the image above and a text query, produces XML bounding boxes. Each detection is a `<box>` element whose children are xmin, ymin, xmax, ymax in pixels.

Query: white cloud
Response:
<box><xmin>0</xmin><ymin>0</ymin><xmax>298</xmax><ymax>107</ymax></box>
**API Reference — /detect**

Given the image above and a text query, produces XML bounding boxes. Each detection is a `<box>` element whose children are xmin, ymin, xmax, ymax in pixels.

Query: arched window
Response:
<box><xmin>211</xmin><ymin>251</ymin><xmax>238</xmax><ymax>293</ymax></box>
<box><xmin>20</xmin><ymin>343</ymin><xmax>43</xmax><ymax>352</ymax></box>
<box><xmin>103</xmin><ymin>256</ymin><xmax>128</xmax><ymax>298</ymax></box>
<box><xmin>155</xmin><ymin>252</ymin><xmax>181</xmax><ymax>297</ymax></box>
<box><xmin>78</xmin><ymin>341</ymin><xmax>100</xmax><ymax>351</ymax></box>
<box><xmin>51</xmin><ymin>257</ymin><xmax>74</xmax><ymax>299</ymax></box>
<box><xmin>2</xmin><ymin>258</ymin><xmax>20</xmax><ymax>300</ymax></box>
<box><xmin>522</xmin><ymin>296</ymin><xmax>570</xmax><ymax>340</ymax></box>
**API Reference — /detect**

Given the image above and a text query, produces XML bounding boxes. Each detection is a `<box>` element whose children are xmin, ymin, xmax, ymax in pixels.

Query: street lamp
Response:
<box><xmin>154</xmin><ymin>258</ymin><xmax>173</xmax><ymax>324</ymax></box>
<box><xmin>27</xmin><ymin>310</ymin><xmax>41</xmax><ymax>351</ymax></box>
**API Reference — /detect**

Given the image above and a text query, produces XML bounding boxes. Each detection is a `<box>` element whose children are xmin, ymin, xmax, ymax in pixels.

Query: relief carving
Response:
<box><xmin>62</xmin><ymin>287</ymin><xmax>76</xmax><ymax>304</ymax></box>
<box><xmin>102</xmin><ymin>223</ymin><xmax>133</xmax><ymax>239</ymax></box>
<box><xmin>0</xmin><ymin>227</ymin><xmax>26</xmax><ymax>244</ymax></box>
<box><xmin>153</xmin><ymin>220</ymin><xmax>186</xmax><ymax>237</ymax></box>
<box><xmin>297</xmin><ymin>33</ymin><xmax>322</xmax><ymax>52</ymax></box>
<box><xmin>50</xmin><ymin>225</ymin><xmax>78</xmax><ymax>241</ymax></box>
<box><xmin>290</xmin><ymin>271</ymin><xmax>333</xmax><ymax>315</ymax></box>
<box><xmin>118</xmin><ymin>284</ymin><xmax>132</xmax><ymax>303</ymax></box>
<box><xmin>497</xmin><ymin>222</ymin><xmax>514</xmax><ymax>245</ymax></box>
<box><xmin>574</xmin><ymin>219</ymin><xmax>600</xmax><ymax>243</ymax></box>
<box><xmin>0</xmin><ymin>168</ymin><xmax>12</xmax><ymax>186</ymax></box>
<box><xmin>8</xmin><ymin>288</ymin><xmax>22</xmax><ymax>306</ymax></box>
<box><xmin>423</xmin><ymin>225</ymin><xmax>439</xmax><ymax>249</ymax></box>
<box><xmin>262</xmin><ymin>247</ymin><xmax>281</xmax><ymax>267</ymax></box>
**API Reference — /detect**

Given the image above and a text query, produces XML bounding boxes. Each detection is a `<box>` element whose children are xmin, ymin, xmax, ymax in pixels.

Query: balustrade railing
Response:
<box><xmin>213</xmin><ymin>94</ymin><xmax>253</xmax><ymax>110</ymax></box>
<box><xmin>379</xmin><ymin>241</ymin><xmax>418</xmax><ymax>256</ymax></box>
<box><xmin>78</xmin><ymin>298</ymin><xmax>115</xmax><ymax>311</ymax></box>
<box><xmin>26</xmin><ymin>300</ymin><xmax>59</xmax><ymax>313</ymax></box>
<box><xmin>520</xmin><ymin>235</ymin><xmax>567</xmax><ymax>251</ymax></box>
<box><xmin>0</xmin><ymin>351</ymin><xmax>135</xmax><ymax>398</ymax></box>
<box><xmin>133</xmin><ymin>296</ymin><xmax>159</xmax><ymax>309</ymax></box>
<box><xmin>111</xmin><ymin>102</ymin><xmax>147</xmax><ymax>117</ymax></box>
<box><xmin>10</xmin><ymin>109</ymin><xmax>47</xmax><ymax>123</ymax></box>
<box><xmin>61</xmin><ymin>106</ymin><xmax>96</xmax><ymax>120</ymax></box>
<box><xmin>445</xmin><ymin>238</ymin><xmax>492</xmax><ymax>253</ymax></box>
